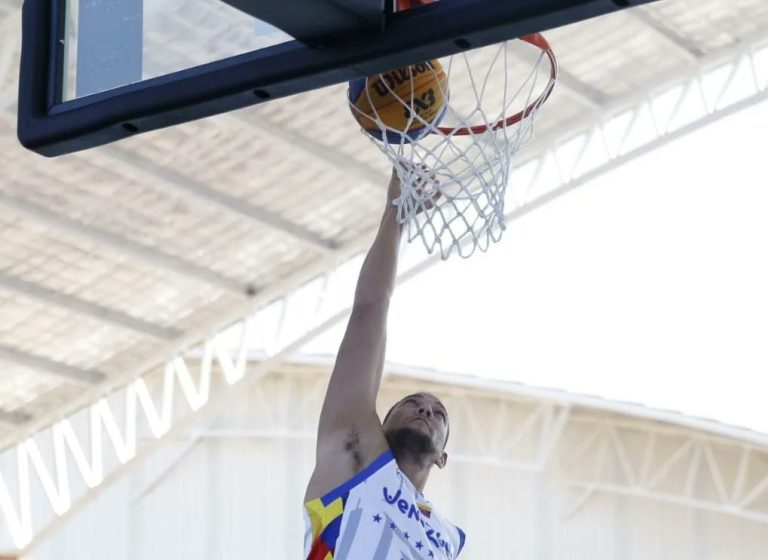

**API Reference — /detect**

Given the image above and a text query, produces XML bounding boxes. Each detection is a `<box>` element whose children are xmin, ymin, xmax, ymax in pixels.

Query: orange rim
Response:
<box><xmin>435</xmin><ymin>33</ymin><xmax>558</xmax><ymax>136</ymax></box>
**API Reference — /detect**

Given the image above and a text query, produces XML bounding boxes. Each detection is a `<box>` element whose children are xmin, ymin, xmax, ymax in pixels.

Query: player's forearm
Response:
<box><xmin>353</xmin><ymin>205</ymin><xmax>403</xmax><ymax>307</ymax></box>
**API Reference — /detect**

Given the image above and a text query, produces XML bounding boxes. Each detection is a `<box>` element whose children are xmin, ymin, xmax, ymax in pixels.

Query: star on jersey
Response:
<box><xmin>373</xmin><ymin>514</ymin><xmax>382</xmax><ymax>523</ymax></box>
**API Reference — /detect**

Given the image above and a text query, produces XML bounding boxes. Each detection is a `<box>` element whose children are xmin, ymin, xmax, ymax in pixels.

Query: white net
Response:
<box><xmin>349</xmin><ymin>36</ymin><xmax>557</xmax><ymax>259</ymax></box>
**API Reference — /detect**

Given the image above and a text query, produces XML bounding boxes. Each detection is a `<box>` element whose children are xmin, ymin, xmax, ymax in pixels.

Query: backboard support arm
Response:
<box><xmin>218</xmin><ymin>0</ymin><xmax>386</xmax><ymax>45</ymax></box>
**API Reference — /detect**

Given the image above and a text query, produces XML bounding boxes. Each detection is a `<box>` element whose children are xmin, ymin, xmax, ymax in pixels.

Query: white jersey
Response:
<box><xmin>304</xmin><ymin>450</ymin><xmax>466</xmax><ymax>560</ymax></box>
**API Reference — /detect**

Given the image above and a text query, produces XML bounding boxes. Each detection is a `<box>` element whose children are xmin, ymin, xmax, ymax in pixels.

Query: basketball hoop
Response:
<box><xmin>436</xmin><ymin>34</ymin><xmax>557</xmax><ymax>136</ymax></box>
<box><xmin>349</xmin><ymin>34</ymin><xmax>558</xmax><ymax>259</ymax></box>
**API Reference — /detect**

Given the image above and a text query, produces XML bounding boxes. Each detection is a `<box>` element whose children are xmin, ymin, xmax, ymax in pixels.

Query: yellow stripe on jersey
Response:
<box><xmin>305</xmin><ymin>496</ymin><xmax>344</xmax><ymax>543</ymax></box>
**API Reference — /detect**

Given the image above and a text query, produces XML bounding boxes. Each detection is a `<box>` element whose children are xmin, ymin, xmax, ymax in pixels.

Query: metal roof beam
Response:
<box><xmin>554</xmin><ymin>69</ymin><xmax>611</xmax><ymax>110</ymax></box>
<box><xmin>511</xmin><ymin>44</ymin><xmax>609</xmax><ymax>110</ymax></box>
<box><xmin>630</xmin><ymin>8</ymin><xmax>704</xmax><ymax>61</ymax></box>
<box><xmin>90</xmin><ymin>145</ymin><xmax>339</xmax><ymax>254</ymax></box>
<box><xmin>227</xmin><ymin>112</ymin><xmax>386</xmax><ymax>188</ymax></box>
<box><xmin>0</xmin><ymin>344</ymin><xmax>106</xmax><ymax>386</ymax></box>
<box><xmin>0</xmin><ymin>174</ymin><xmax>249</xmax><ymax>297</ymax></box>
<box><xmin>0</xmin><ymin>409</ymin><xmax>31</xmax><ymax>425</ymax></box>
<box><xmin>154</xmin><ymin>40</ymin><xmax>386</xmax><ymax>189</ymax></box>
<box><xmin>0</xmin><ymin>273</ymin><xmax>181</xmax><ymax>340</ymax></box>
<box><xmin>4</xmin><ymin>101</ymin><xmax>335</xmax><ymax>266</ymax></box>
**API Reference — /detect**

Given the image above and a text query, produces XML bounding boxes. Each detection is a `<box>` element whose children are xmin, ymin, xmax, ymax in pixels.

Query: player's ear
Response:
<box><xmin>435</xmin><ymin>451</ymin><xmax>448</xmax><ymax>469</ymax></box>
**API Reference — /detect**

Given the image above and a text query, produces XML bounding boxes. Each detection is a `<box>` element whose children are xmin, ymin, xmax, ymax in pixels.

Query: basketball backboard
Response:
<box><xmin>18</xmin><ymin>0</ymin><xmax>657</xmax><ymax>157</ymax></box>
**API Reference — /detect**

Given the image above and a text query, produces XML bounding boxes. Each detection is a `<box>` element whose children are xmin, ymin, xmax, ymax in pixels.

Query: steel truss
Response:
<box><xmin>2</xmin><ymin>35</ymin><xmax>768</xmax><ymax>556</ymax></box>
<box><xmin>564</xmin><ymin>416</ymin><xmax>768</xmax><ymax>526</ymax></box>
<box><xmin>506</xmin><ymin>35</ymin><xmax>768</xmax><ymax>220</ymax></box>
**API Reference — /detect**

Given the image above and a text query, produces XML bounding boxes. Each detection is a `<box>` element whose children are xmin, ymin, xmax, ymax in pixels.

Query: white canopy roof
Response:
<box><xmin>0</xmin><ymin>0</ymin><xmax>767</xmax><ymax>452</ymax></box>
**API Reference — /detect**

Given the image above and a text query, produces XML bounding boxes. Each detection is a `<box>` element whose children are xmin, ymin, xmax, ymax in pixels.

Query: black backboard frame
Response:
<box><xmin>18</xmin><ymin>0</ymin><xmax>656</xmax><ymax>157</ymax></box>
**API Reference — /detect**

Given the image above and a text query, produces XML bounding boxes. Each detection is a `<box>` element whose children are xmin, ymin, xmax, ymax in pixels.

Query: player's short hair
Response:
<box><xmin>382</xmin><ymin>393</ymin><xmax>450</xmax><ymax>449</ymax></box>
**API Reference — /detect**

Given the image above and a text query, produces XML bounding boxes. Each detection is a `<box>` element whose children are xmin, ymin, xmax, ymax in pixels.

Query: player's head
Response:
<box><xmin>382</xmin><ymin>392</ymin><xmax>449</xmax><ymax>469</ymax></box>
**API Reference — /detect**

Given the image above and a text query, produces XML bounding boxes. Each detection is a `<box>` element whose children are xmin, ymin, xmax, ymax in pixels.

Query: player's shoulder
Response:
<box><xmin>304</xmin><ymin>426</ymin><xmax>390</xmax><ymax>503</ymax></box>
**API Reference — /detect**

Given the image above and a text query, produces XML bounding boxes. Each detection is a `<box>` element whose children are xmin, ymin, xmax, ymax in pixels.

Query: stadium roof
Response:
<box><xmin>0</xmin><ymin>0</ymin><xmax>767</xmax><ymax>452</ymax></box>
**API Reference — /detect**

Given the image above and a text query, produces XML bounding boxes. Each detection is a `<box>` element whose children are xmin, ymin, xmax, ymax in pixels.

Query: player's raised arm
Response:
<box><xmin>319</xmin><ymin>170</ymin><xmax>402</xmax><ymax>433</ymax></box>
<box><xmin>304</xmin><ymin>169</ymin><xmax>404</xmax><ymax>500</ymax></box>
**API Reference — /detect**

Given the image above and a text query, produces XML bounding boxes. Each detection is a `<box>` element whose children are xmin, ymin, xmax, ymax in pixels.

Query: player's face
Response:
<box><xmin>384</xmin><ymin>392</ymin><xmax>449</xmax><ymax>456</ymax></box>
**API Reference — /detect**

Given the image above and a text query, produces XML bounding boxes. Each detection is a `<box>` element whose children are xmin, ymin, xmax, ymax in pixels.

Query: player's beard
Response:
<box><xmin>387</xmin><ymin>426</ymin><xmax>436</xmax><ymax>468</ymax></box>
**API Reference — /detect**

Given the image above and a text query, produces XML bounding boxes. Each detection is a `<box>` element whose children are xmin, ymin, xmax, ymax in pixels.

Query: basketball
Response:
<box><xmin>348</xmin><ymin>59</ymin><xmax>449</xmax><ymax>143</ymax></box>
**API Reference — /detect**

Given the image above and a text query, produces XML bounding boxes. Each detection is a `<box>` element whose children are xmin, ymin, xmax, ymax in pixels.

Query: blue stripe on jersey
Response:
<box><xmin>321</xmin><ymin>514</ymin><xmax>343</xmax><ymax>549</ymax></box>
<box><xmin>457</xmin><ymin>526</ymin><xmax>466</xmax><ymax>554</ymax></box>
<box><xmin>321</xmin><ymin>450</ymin><xmax>394</xmax><ymax>507</ymax></box>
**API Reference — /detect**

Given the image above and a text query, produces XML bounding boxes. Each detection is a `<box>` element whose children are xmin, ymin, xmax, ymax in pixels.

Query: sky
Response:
<box><xmin>302</xmin><ymin>98</ymin><xmax>768</xmax><ymax>435</ymax></box>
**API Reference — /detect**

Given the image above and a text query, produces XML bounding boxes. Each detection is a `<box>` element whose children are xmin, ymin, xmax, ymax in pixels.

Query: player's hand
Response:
<box><xmin>386</xmin><ymin>166</ymin><xmax>403</xmax><ymax>206</ymax></box>
<box><xmin>387</xmin><ymin>164</ymin><xmax>441</xmax><ymax>214</ymax></box>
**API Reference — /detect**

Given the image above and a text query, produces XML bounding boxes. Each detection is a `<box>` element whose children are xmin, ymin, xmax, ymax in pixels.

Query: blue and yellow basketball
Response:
<box><xmin>348</xmin><ymin>60</ymin><xmax>448</xmax><ymax>143</ymax></box>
